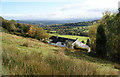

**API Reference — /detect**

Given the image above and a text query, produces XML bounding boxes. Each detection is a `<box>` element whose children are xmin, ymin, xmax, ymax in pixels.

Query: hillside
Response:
<box><xmin>2</xmin><ymin>32</ymin><xmax>119</xmax><ymax>75</ymax></box>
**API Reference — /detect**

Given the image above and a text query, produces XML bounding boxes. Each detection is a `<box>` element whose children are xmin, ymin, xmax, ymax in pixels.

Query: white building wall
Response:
<box><xmin>49</xmin><ymin>39</ymin><xmax>53</xmax><ymax>44</ymax></box>
<box><xmin>72</xmin><ymin>39</ymin><xmax>91</xmax><ymax>52</ymax></box>
<box><xmin>51</xmin><ymin>42</ymin><xmax>66</xmax><ymax>47</ymax></box>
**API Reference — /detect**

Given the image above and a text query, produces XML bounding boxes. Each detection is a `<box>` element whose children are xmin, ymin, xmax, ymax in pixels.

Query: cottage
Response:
<box><xmin>49</xmin><ymin>36</ymin><xmax>91</xmax><ymax>52</ymax></box>
<box><xmin>49</xmin><ymin>36</ymin><xmax>76</xmax><ymax>48</ymax></box>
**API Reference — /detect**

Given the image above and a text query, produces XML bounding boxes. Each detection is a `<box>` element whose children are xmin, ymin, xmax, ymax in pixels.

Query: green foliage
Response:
<box><xmin>10</xmin><ymin>20</ymin><xmax>16</xmax><ymax>24</ymax></box>
<box><xmin>43</xmin><ymin>25</ymin><xmax>91</xmax><ymax>36</ymax></box>
<box><xmin>81</xmin><ymin>40</ymin><xmax>85</xmax><ymax>44</ymax></box>
<box><xmin>35</xmin><ymin>27</ymin><xmax>49</xmax><ymax>40</ymax></box>
<box><xmin>42</xmin><ymin>40</ymin><xmax>48</xmax><ymax>43</ymax></box>
<box><xmin>2</xmin><ymin>20</ymin><xmax>16</xmax><ymax>32</ymax></box>
<box><xmin>9</xmin><ymin>24</ymin><xmax>16</xmax><ymax>32</ymax></box>
<box><xmin>86</xmin><ymin>39</ymin><xmax>90</xmax><ymax>47</ymax></box>
<box><xmin>89</xmin><ymin>10</ymin><xmax>120</xmax><ymax>60</ymax></box>
<box><xmin>100</xmin><ymin>11</ymin><xmax>120</xmax><ymax>59</ymax></box>
<box><xmin>27</xmin><ymin>26</ymin><xmax>36</xmax><ymax>38</ymax></box>
<box><xmin>22</xmin><ymin>24</ymin><xmax>30</xmax><ymax>33</ymax></box>
<box><xmin>96</xmin><ymin>24</ymin><xmax>106</xmax><ymax>57</ymax></box>
<box><xmin>1</xmin><ymin>17</ymin><xmax>49</xmax><ymax>41</ymax></box>
<box><xmin>65</xmin><ymin>40</ymin><xmax>73</xmax><ymax>48</ymax></box>
<box><xmin>88</xmin><ymin>24</ymin><xmax>98</xmax><ymax>51</ymax></box>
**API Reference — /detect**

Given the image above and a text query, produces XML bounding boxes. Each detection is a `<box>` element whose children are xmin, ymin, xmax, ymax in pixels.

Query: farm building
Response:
<box><xmin>49</xmin><ymin>36</ymin><xmax>90</xmax><ymax>52</ymax></box>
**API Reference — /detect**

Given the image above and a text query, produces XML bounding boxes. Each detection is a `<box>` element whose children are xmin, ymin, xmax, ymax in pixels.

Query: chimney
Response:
<box><xmin>76</xmin><ymin>38</ymin><xmax>78</xmax><ymax>40</ymax></box>
<box><xmin>57</xmin><ymin>35</ymin><xmax>58</xmax><ymax>38</ymax></box>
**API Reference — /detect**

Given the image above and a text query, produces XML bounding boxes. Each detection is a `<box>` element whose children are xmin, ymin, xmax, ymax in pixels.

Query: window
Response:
<box><xmin>61</xmin><ymin>42</ymin><xmax>64</xmax><ymax>45</ymax></box>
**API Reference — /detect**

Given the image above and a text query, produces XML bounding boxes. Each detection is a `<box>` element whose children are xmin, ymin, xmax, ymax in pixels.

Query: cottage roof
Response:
<box><xmin>49</xmin><ymin>36</ymin><xmax>76</xmax><ymax>43</ymax></box>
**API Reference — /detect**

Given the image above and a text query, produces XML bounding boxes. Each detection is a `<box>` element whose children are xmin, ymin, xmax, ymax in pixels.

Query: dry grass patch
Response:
<box><xmin>23</xmin><ymin>41</ymin><xmax>34</xmax><ymax>47</ymax></box>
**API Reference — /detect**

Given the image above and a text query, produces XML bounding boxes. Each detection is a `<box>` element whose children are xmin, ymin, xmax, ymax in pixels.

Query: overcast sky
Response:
<box><xmin>1</xmin><ymin>0</ymin><xmax>120</xmax><ymax>20</ymax></box>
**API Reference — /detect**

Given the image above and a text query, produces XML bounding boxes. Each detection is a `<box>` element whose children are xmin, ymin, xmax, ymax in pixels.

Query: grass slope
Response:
<box><xmin>1</xmin><ymin>32</ymin><xmax>119</xmax><ymax>75</ymax></box>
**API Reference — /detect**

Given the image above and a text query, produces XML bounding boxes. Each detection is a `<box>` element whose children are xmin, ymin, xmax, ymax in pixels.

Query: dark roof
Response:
<box><xmin>49</xmin><ymin>36</ymin><xmax>57</xmax><ymax>39</ymax></box>
<box><xmin>49</xmin><ymin>36</ymin><xmax>76</xmax><ymax>43</ymax></box>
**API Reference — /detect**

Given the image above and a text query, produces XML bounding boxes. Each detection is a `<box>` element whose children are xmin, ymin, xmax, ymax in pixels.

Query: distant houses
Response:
<box><xmin>49</xmin><ymin>36</ymin><xmax>90</xmax><ymax>52</ymax></box>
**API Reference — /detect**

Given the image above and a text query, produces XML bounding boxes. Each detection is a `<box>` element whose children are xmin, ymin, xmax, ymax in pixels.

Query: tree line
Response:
<box><xmin>43</xmin><ymin>25</ymin><xmax>90</xmax><ymax>36</ymax></box>
<box><xmin>89</xmin><ymin>9</ymin><xmax>120</xmax><ymax>62</ymax></box>
<box><xmin>1</xmin><ymin>17</ymin><xmax>50</xmax><ymax>41</ymax></box>
<box><xmin>43</xmin><ymin>20</ymin><xmax>97</xmax><ymax>36</ymax></box>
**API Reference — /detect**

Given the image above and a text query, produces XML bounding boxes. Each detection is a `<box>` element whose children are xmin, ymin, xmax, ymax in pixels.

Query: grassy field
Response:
<box><xmin>2</xmin><ymin>32</ymin><xmax>119</xmax><ymax>75</ymax></box>
<box><xmin>49</xmin><ymin>33</ymin><xmax>89</xmax><ymax>43</ymax></box>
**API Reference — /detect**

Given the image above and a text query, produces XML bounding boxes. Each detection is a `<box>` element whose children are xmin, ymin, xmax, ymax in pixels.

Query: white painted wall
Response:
<box><xmin>51</xmin><ymin>42</ymin><xmax>66</xmax><ymax>47</ymax></box>
<box><xmin>49</xmin><ymin>39</ymin><xmax>66</xmax><ymax>47</ymax></box>
<box><xmin>49</xmin><ymin>39</ymin><xmax>53</xmax><ymax>44</ymax></box>
<box><xmin>72</xmin><ymin>39</ymin><xmax>91</xmax><ymax>52</ymax></box>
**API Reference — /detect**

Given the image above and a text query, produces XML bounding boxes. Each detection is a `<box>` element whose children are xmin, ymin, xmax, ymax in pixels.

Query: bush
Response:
<box><xmin>86</xmin><ymin>39</ymin><xmax>90</xmax><ymax>47</ymax></box>
<box><xmin>81</xmin><ymin>40</ymin><xmax>85</xmax><ymax>43</ymax></box>
<box><xmin>14</xmin><ymin>32</ymin><xmax>21</xmax><ymax>36</ymax></box>
<box><xmin>42</xmin><ymin>40</ymin><xmax>48</xmax><ymax>43</ymax></box>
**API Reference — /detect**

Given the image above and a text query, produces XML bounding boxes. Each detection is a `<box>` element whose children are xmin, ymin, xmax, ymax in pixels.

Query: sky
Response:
<box><xmin>1</xmin><ymin>0</ymin><xmax>120</xmax><ymax>20</ymax></box>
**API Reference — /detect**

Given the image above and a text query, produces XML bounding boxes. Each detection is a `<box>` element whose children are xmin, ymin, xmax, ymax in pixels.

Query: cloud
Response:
<box><xmin>2</xmin><ymin>0</ymin><xmax>120</xmax><ymax>20</ymax></box>
<box><xmin>52</xmin><ymin>0</ymin><xmax>119</xmax><ymax>19</ymax></box>
<box><xmin>1</xmin><ymin>0</ymin><xmax>83</xmax><ymax>2</ymax></box>
<box><xmin>118</xmin><ymin>1</ymin><xmax>120</xmax><ymax>8</ymax></box>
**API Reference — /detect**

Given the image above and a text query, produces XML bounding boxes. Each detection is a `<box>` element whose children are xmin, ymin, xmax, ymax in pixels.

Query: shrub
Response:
<box><xmin>14</xmin><ymin>32</ymin><xmax>21</xmax><ymax>36</ymax></box>
<box><xmin>86</xmin><ymin>39</ymin><xmax>90</xmax><ymax>47</ymax></box>
<box><xmin>42</xmin><ymin>40</ymin><xmax>48</xmax><ymax>43</ymax></box>
<box><xmin>81</xmin><ymin>40</ymin><xmax>85</xmax><ymax>43</ymax></box>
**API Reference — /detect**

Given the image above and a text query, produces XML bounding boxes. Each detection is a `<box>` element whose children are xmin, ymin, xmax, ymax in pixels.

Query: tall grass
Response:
<box><xmin>2</xmin><ymin>32</ymin><xmax>119</xmax><ymax>75</ymax></box>
<box><xmin>2</xmin><ymin>45</ymin><xmax>97</xmax><ymax>75</ymax></box>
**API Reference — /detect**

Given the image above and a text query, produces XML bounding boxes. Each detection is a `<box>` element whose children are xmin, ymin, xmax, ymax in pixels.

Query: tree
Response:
<box><xmin>96</xmin><ymin>24</ymin><xmax>106</xmax><ymax>57</ymax></box>
<box><xmin>23</xmin><ymin>24</ymin><xmax>30</xmax><ymax>33</ymax></box>
<box><xmin>2</xmin><ymin>20</ymin><xmax>16</xmax><ymax>32</ymax></box>
<box><xmin>35</xmin><ymin>27</ymin><xmax>49</xmax><ymax>40</ymax></box>
<box><xmin>16</xmin><ymin>23</ymin><xmax>22</xmax><ymax>28</ymax></box>
<box><xmin>86</xmin><ymin>39</ymin><xmax>90</xmax><ymax>47</ymax></box>
<box><xmin>10</xmin><ymin>20</ymin><xmax>16</xmax><ymax>24</ymax></box>
<box><xmin>27</xmin><ymin>25</ymin><xmax>36</xmax><ymax>37</ymax></box>
<box><xmin>88</xmin><ymin>23</ymin><xmax>98</xmax><ymax>51</ymax></box>
<box><xmin>8</xmin><ymin>24</ymin><xmax>16</xmax><ymax>32</ymax></box>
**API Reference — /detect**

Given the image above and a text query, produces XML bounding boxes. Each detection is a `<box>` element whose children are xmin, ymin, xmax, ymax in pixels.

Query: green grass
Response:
<box><xmin>2</xmin><ymin>32</ymin><xmax>119</xmax><ymax>75</ymax></box>
<box><xmin>49</xmin><ymin>33</ymin><xmax>89</xmax><ymax>43</ymax></box>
